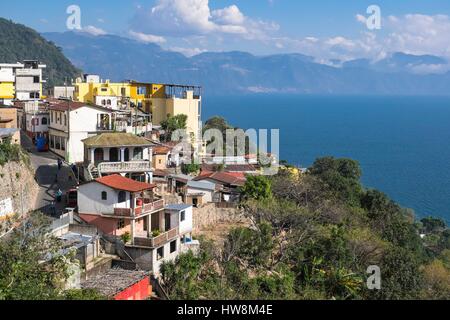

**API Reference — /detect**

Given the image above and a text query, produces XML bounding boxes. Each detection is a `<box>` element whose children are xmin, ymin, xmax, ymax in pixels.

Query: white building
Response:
<box><xmin>82</xmin><ymin>132</ymin><xmax>154</xmax><ymax>183</ymax></box>
<box><xmin>0</xmin><ymin>61</ymin><xmax>46</xmax><ymax>105</ymax></box>
<box><xmin>77</xmin><ymin>174</ymin><xmax>195</xmax><ymax>274</ymax></box>
<box><xmin>48</xmin><ymin>100</ymin><xmax>113</xmax><ymax>163</ymax></box>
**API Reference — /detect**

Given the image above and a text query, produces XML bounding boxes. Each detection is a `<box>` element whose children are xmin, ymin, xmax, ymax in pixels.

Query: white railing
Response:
<box><xmin>98</xmin><ymin>161</ymin><xmax>151</xmax><ymax>174</ymax></box>
<box><xmin>15</xmin><ymin>69</ymin><xmax>41</xmax><ymax>76</ymax></box>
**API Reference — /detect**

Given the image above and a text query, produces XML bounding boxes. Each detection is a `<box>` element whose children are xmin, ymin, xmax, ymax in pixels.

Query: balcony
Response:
<box><xmin>134</xmin><ymin>199</ymin><xmax>164</xmax><ymax>216</ymax></box>
<box><xmin>112</xmin><ymin>199</ymin><xmax>164</xmax><ymax>217</ymax></box>
<box><xmin>98</xmin><ymin>161</ymin><xmax>152</xmax><ymax>174</ymax></box>
<box><xmin>134</xmin><ymin>228</ymin><xmax>179</xmax><ymax>248</ymax></box>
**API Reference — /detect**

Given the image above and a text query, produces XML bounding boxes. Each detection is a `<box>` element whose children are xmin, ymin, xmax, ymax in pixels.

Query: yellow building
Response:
<box><xmin>73</xmin><ymin>75</ymin><xmax>202</xmax><ymax>143</ymax></box>
<box><xmin>0</xmin><ymin>61</ymin><xmax>46</xmax><ymax>105</ymax></box>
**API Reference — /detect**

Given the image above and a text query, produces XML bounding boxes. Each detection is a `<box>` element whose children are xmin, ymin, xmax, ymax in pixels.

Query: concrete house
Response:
<box><xmin>82</xmin><ymin>132</ymin><xmax>154</xmax><ymax>183</ymax></box>
<box><xmin>185</xmin><ymin>180</ymin><xmax>221</xmax><ymax>207</ymax></box>
<box><xmin>77</xmin><ymin>175</ymin><xmax>164</xmax><ymax>240</ymax></box>
<box><xmin>77</xmin><ymin>174</ymin><xmax>196</xmax><ymax>274</ymax></box>
<box><xmin>0</xmin><ymin>60</ymin><xmax>46</xmax><ymax>105</ymax></box>
<box><xmin>48</xmin><ymin>100</ymin><xmax>113</xmax><ymax>163</ymax></box>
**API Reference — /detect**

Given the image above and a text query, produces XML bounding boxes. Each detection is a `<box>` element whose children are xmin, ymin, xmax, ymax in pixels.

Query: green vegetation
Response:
<box><xmin>120</xmin><ymin>232</ymin><xmax>131</xmax><ymax>244</ymax></box>
<box><xmin>181</xmin><ymin>163</ymin><xmax>201</xmax><ymax>175</ymax></box>
<box><xmin>0</xmin><ymin>18</ymin><xmax>81</xmax><ymax>89</ymax></box>
<box><xmin>0</xmin><ymin>212</ymin><xmax>105</xmax><ymax>300</ymax></box>
<box><xmin>239</xmin><ymin>175</ymin><xmax>272</xmax><ymax>201</ymax></box>
<box><xmin>203</xmin><ymin>116</ymin><xmax>255</xmax><ymax>157</ymax></box>
<box><xmin>161</xmin><ymin>114</ymin><xmax>188</xmax><ymax>142</ymax></box>
<box><xmin>0</xmin><ymin>138</ymin><xmax>30</xmax><ymax>167</ymax></box>
<box><xmin>161</xmin><ymin>157</ymin><xmax>450</xmax><ymax>300</ymax></box>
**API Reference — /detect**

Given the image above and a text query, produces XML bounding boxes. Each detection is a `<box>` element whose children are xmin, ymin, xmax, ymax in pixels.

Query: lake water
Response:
<box><xmin>202</xmin><ymin>94</ymin><xmax>450</xmax><ymax>223</ymax></box>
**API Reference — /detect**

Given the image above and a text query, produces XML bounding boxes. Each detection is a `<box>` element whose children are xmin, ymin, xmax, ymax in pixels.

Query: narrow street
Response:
<box><xmin>21</xmin><ymin>132</ymin><xmax>78</xmax><ymax>219</ymax></box>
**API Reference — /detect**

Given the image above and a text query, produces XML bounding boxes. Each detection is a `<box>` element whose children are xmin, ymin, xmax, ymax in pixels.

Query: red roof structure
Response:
<box><xmin>194</xmin><ymin>172</ymin><xmax>246</xmax><ymax>186</ymax></box>
<box><xmin>95</xmin><ymin>175</ymin><xmax>156</xmax><ymax>192</ymax></box>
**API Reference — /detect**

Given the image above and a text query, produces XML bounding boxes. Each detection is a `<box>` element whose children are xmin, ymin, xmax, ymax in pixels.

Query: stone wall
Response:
<box><xmin>0</xmin><ymin>161</ymin><xmax>39</xmax><ymax>219</ymax></box>
<box><xmin>192</xmin><ymin>203</ymin><xmax>247</xmax><ymax>232</ymax></box>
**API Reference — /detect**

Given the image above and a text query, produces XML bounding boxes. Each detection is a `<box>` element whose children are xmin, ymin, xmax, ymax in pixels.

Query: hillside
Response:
<box><xmin>0</xmin><ymin>18</ymin><xmax>81</xmax><ymax>89</ymax></box>
<box><xmin>44</xmin><ymin>31</ymin><xmax>450</xmax><ymax>95</ymax></box>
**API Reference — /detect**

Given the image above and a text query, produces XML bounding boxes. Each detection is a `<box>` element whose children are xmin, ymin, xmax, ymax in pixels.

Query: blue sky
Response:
<box><xmin>2</xmin><ymin>0</ymin><xmax>450</xmax><ymax>61</ymax></box>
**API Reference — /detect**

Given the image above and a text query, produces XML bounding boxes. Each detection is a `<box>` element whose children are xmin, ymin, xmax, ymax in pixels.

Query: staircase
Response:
<box><xmin>87</xmin><ymin>164</ymin><xmax>100</xmax><ymax>180</ymax></box>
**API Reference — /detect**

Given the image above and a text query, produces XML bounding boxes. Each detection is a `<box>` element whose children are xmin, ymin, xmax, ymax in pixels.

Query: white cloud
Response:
<box><xmin>129</xmin><ymin>30</ymin><xmax>166</xmax><ymax>44</ymax></box>
<box><xmin>169</xmin><ymin>47</ymin><xmax>206</xmax><ymax>57</ymax></box>
<box><xmin>212</xmin><ymin>5</ymin><xmax>245</xmax><ymax>25</ymax></box>
<box><xmin>130</xmin><ymin>0</ymin><xmax>278</xmax><ymax>40</ymax></box>
<box><xmin>81</xmin><ymin>25</ymin><xmax>107</xmax><ymax>36</ymax></box>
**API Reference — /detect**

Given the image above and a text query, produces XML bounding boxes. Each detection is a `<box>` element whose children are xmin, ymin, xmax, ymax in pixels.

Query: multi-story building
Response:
<box><xmin>0</xmin><ymin>64</ymin><xmax>16</xmax><ymax>106</ymax></box>
<box><xmin>77</xmin><ymin>175</ymin><xmax>195</xmax><ymax>274</ymax></box>
<box><xmin>82</xmin><ymin>132</ymin><xmax>154</xmax><ymax>183</ymax></box>
<box><xmin>0</xmin><ymin>60</ymin><xmax>46</xmax><ymax>105</ymax></box>
<box><xmin>16</xmin><ymin>101</ymin><xmax>49</xmax><ymax>142</ymax></box>
<box><xmin>48</xmin><ymin>100</ymin><xmax>114</xmax><ymax>163</ymax></box>
<box><xmin>73</xmin><ymin>75</ymin><xmax>202</xmax><ymax>143</ymax></box>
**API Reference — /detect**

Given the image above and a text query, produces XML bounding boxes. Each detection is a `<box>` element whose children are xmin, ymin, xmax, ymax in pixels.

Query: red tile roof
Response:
<box><xmin>95</xmin><ymin>175</ymin><xmax>156</xmax><ymax>192</ymax></box>
<box><xmin>48</xmin><ymin>100</ymin><xmax>112</xmax><ymax>112</ymax></box>
<box><xmin>194</xmin><ymin>172</ymin><xmax>246</xmax><ymax>186</ymax></box>
<box><xmin>153</xmin><ymin>146</ymin><xmax>170</xmax><ymax>155</ymax></box>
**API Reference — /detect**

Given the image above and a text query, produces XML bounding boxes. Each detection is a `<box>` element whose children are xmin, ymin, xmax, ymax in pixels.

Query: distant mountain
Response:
<box><xmin>0</xmin><ymin>18</ymin><xmax>81</xmax><ymax>88</ymax></box>
<box><xmin>43</xmin><ymin>31</ymin><xmax>450</xmax><ymax>95</ymax></box>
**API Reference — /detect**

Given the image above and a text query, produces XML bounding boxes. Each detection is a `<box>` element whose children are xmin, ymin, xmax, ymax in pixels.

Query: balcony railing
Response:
<box><xmin>134</xmin><ymin>228</ymin><xmax>179</xmax><ymax>248</ymax></box>
<box><xmin>98</xmin><ymin>161</ymin><xmax>151</xmax><ymax>174</ymax></box>
<box><xmin>135</xmin><ymin>199</ymin><xmax>165</xmax><ymax>216</ymax></box>
<box><xmin>112</xmin><ymin>199</ymin><xmax>164</xmax><ymax>217</ymax></box>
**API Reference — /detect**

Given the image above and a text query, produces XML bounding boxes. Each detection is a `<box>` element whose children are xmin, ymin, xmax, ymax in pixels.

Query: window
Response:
<box><xmin>157</xmin><ymin>247</ymin><xmax>164</xmax><ymax>261</ymax></box>
<box><xmin>118</xmin><ymin>191</ymin><xmax>126</xmax><ymax>203</ymax></box>
<box><xmin>101</xmin><ymin>191</ymin><xmax>107</xmax><ymax>200</ymax></box>
<box><xmin>101</xmin><ymin>88</ymin><xmax>107</xmax><ymax>92</ymax></box>
<box><xmin>55</xmin><ymin>136</ymin><xmax>61</xmax><ymax>150</ymax></box>
<box><xmin>49</xmin><ymin>135</ymin><xmax>54</xmax><ymax>148</ymax></box>
<box><xmin>170</xmin><ymin>240</ymin><xmax>177</xmax><ymax>253</ymax></box>
<box><xmin>102</xmin><ymin>99</ymin><xmax>106</xmax><ymax>106</ymax></box>
<box><xmin>117</xmin><ymin>219</ymin><xmax>125</xmax><ymax>229</ymax></box>
<box><xmin>137</xmin><ymin>87</ymin><xmax>146</xmax><ymax>95</ymax></box>
<box><xmin>107</xmin><ymin>99</ymin><xmax>111</xmax><ymax>105</ymax></box>
<box><xmin>180</xmin><ymin>210</ymin><xmax>186</xmax><ymax>222</ymax></box>
<box><xmin>33</xmin><ymin>76</ymin><xmax>39</xmax><ymax>83</ymax></box>
<box><xmin>133</xmin><ymin>147</ymin><xmax>143</xmax><ymax>160</ymax></box>
<box><xmin>121</xmin><ymin>88</ymin><xmax>126</xmax><ymax>96</ymax></box>
<box><xmin>61</xmin><ymin>137</ymin><xmax>66</xmax><ymax>151</ymax></box>
<box><xmin>41</xmin><ymin>117</ymin><xmax>48</xmax><ymax>125</ymax></box>
<box><xmin>51</xmin><ymin>111</ymin><xmax>53</xmax><ymax>123</ymax></box>
<box><xmin>64</xmin><ymin>115</ymin><xmax>67</xmax><ymax>126</ymax></box>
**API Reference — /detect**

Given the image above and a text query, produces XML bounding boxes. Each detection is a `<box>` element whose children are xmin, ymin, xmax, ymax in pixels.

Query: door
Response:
<box><xmin>110</xmin><ymin>148</ymin><xmax>119</xmax><ymax>162</ymax></box>
<box><xmin>165</xmin><ymin>213</ymin><xmax>171</xmax><ymax>232</ymax></box>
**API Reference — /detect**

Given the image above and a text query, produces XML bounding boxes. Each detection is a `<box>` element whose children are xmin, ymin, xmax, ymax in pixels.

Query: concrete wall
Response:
<box><xmin>78</xmin><ymin>182</ymin><xmax>131</xmax><ymax>215</ymax></box>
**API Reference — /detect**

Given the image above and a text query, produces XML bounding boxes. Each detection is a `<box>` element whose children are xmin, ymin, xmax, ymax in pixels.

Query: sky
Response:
<box><xmin>2</xmin><ymin>0</ymin><xmax>450</xmax><ymax>62</ymax></box>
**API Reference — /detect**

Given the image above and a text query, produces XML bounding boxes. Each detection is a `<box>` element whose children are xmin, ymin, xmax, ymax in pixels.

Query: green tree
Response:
<box><xmin>161</xmin><ymin>114</ymin><xmax>188</xmax><ymax>142</ymax></box>
<box><xmin>240</xmin><ymin>175</ymin><xmax>272</xmax><ymax>201</ymax></box>
<box><xmin>309</xmin><ymin>157</ymin><xmax>362</xmax><ymax>206</ymax></box>
<box><xmin>0</xmin><ymin>212</ymin><xmax>102</xmax><ymax>300</ymax></box>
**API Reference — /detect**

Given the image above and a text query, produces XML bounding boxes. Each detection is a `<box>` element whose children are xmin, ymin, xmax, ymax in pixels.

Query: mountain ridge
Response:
<box><xmin>0</xmin><ymin>18</ymin><xmax>81</xmax><ymax>88</ymax></box>
<box><xmin>41</xmin><ymin>31</ymin><xmax>450</xmax><ymax>95</ymax></box>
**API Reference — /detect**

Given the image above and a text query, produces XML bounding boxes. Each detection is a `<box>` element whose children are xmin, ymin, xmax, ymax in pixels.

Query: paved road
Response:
<box><xmin>21</xmin><ymin>132</ymin><xmax>78</xmax><ymax>219</ymax></box>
